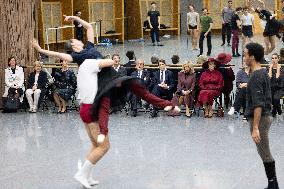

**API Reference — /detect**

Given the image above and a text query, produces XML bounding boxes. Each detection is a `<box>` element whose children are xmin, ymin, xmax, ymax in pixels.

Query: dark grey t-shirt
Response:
<box><xmin>245</xmin><ymin>69</ymin><xmax>272</xmax><ymax>118</ymax></box>
<box><xmin>148</xmin><ymin>10</ymin><xmax>160</xmax><ymax>27</ymax></box>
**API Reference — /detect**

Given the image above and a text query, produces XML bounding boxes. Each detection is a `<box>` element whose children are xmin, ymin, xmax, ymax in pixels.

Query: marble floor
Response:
<box><xmin>1</xmin><ymin>35</ymin><xmax>284</xmax><ymax>189</ymax></box>
<box><xmin>0</xmin><ymin>111</ymin><xmax>284</xmax><ymax>189</ymax></box>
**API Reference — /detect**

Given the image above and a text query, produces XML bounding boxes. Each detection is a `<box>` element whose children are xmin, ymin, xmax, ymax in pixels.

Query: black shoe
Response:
<box><xmin>131</xmin><ymin>110</ymin><xmax>137</xmax><ymax>117</ymax></box>
<box><xmin>272</xmin><ymin>108</ymin><xmax>277</xmax><ymax>117</ymax></box>
<box><xmin>206</xmin><ymin>53</ymin><xmax>211</xmax><ymax>56</ymax></box>
<box><xmin>277</xmin><ymin>107</ymin><xmax>282</xmax><ymax>115</ymax></box>
<box><xmin>150</xmin><ymin>109</ymin><xmax>158</xmax><ymax>118</ymax></box>
<box><xmin>197</xmin><ymin>54</ymin><xmax>202</xmax><ymax>57</ymax></box>
<box><xmin>265</xmin><ymin>178</ymin><xmax>279</xmax><ymax>189</ymax></box>
<box><xmin>227</xmin><ymin>43</ymin><xmax>231</xmax><ymax>46</ymax></box>
<box><xmin>232</xmin><ymin>53</ymin><xmax>238</xmax><ymax>57</ymax></box>
<box><xmin>264</xmin><ymin>161</ymin><xmax>279</xmax><ymax>189</ymax></box>
<box><xmin>221</xmin><ymin>43</ymin><xmax>225</xmax><ymax>46</ymax></box>
<box><xmin>236</xmin><ymin>53</ymin><xmax>241</xmax><ymax>57</ymax></box>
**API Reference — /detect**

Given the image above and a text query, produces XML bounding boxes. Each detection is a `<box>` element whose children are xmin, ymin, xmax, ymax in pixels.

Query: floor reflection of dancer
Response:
<box><xmin>187</xmin><ymin>4</ymin><xmax>200</xmax><ymax>50</ymax></box>
<box><xmin>244</xmin><ymin>42</ymin><xmax>279</xmax><ymax>189</ymax></box>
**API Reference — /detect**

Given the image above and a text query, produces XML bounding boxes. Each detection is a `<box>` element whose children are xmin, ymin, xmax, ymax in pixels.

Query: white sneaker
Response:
<box><xmin>164</xmin><ymin>106</ymin><xmax>173</xmax><ymax>111</ymax></box>
<box><xmin>74</xmin><ymin>171</ymin><xmax>91</xmax><ymax>188</ymax></box>
<box><xmin>88</xmin><ymin>177</ymin><xmax>99</xmax><ymax>186</ymax></box>
<box><xmin>173</xmin><ymin>106</ymin><xmax>181</xmax><ymax>113</ymax></box>
<box><xmin>227</xmin><ymin>107</ymin><xmax>235</xmax><ymax>116</ymax></box>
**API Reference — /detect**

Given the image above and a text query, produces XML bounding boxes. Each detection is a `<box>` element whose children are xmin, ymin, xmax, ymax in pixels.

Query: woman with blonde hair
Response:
<box><xmin>26</xmin><ymin>61</ymin><xmax>48</xmax><ymax>112</ymax></box>
<box><xmin>171</xmin><ymin>61</ymin><xmax>196</xmax><ymax>117</ymax></box>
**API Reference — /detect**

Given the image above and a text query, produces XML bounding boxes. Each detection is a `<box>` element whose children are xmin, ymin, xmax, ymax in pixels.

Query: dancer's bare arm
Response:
<box><xmin>64</xmin><ymin>15</ymin><xmax>94</xmax><ymax>43</ymax></box>
<box><xmin>98</xmin><ymin>59</ymin><xmax>115</xmax><ymax>69</ymax></box>
<box><xmin>31</xmin><ymin>39</ymin><xmax>73</xmax><ymax>62</ymax></box>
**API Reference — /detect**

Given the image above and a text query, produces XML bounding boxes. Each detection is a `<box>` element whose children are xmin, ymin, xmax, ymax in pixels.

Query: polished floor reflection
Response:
<box><xmin>0</xmin><ymin>111</ymin><xmax>283</xmax><ymax>189</ymax></box>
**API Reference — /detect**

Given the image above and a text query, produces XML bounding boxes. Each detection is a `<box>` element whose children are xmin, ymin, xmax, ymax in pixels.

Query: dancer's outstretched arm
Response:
<box><xmin>64</xmin><ymin>15</ymin><xmax>94</xmax><ymax>43</ymax></box>
<box><xmin>31</xmin><ymin>39</ymin><xmax>74</xmax><ymax>62</ymax></box>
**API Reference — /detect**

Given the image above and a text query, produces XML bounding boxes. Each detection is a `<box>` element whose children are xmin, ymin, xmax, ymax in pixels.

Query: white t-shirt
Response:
<box><xmin>187</xmin><ymin>12</ymin><xmax>199</xmax><ymax>27</ymax></box>
<box><xmin>77</xmin><ymin>59</ymin><xmax>101</xmax><ymax>104</ymax></box>
<box><xmin>34</xmin><ymin>73</ymin><xmax>39</xmax><ymax>85</ymax></box>
<box><xmin>241</xmin><ymin>13</ymin><xmax>254</xmax><ymax>26</ymax></box>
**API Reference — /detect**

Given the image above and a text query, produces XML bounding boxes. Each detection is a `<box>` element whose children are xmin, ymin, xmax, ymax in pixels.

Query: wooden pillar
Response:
<box><xmin>0</xmin><ymin>0</ymin><xmax>39</xmax><ymax>107</ymax></box>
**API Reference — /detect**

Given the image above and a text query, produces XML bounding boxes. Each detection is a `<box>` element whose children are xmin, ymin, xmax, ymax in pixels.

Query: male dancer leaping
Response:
<box><xmin>32</xmin><ymin>15</ymin><xmax>179</xmax><ymax>188</ymax></box>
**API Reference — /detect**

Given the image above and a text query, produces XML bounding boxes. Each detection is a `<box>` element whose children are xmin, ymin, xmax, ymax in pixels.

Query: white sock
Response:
<box><xmin>80</xmin><ymin>160</ymin><xmax>93</xmax><ymax>178</ymax></box>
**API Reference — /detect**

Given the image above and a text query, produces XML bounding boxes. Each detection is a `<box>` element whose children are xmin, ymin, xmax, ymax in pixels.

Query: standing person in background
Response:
<box><xmin>231</xmin><ymin>7</ymin><xmax>242</xmax><ymax>57</ymax></box>
<box><xmin>74</xmin><ymin>11</ymin><xmax>84</xmax><ymax>41</ymax></box>
<box><xmin>241</xmin><ymin>6</ymin><xmax>255</xmax><ymax>50</ymax></box>
<box><xmin>147</xmin><ymin>1</ymin><xmax>162</xmax><ymax>46</ymax></box>
<box><xmin>198</xmin><ymin>8</ymin><xmax>213</xmax><ymax>57</ymax></box>
<box><xmin>221</xmin><ymin>0</ymin><xmax>234</xmax><ymax>46</ymax></box>
<box><xmin>187</xmin><ymin>4</ymin><xmax>200</xmax><ymax>50</ymax></box>
<box><xmin>268</xmin><ymin>53</ymin><xmax>284</xmax><ymax>117</ymax></box>
<box><xmin>244</xmin><ymin>42</ymin><xmax>280</xmax><ymax>189</ymax></box>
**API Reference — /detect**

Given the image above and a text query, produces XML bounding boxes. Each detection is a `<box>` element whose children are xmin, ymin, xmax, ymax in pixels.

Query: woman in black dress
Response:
<box><xmin>268</xmin><ymin>53</ymin><xmax>284</xmax><ymax>117</ymax></box>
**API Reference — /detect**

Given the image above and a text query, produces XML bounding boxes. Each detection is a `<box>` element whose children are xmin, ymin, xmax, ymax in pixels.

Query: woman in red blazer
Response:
<box><xmin>198</xmin><ymin>58</ymin><xmax>224</xmax><ymax>118</ymax></box>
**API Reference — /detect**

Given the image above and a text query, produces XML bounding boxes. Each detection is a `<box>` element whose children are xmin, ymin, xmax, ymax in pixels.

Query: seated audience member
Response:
<box><xmin>171</xmin><ymin>54</ymin><xmax>180</xmax><ymax>91</ymax></box>
<box><xmin>111</xmin><ymin>54</ymin><xmax>127</xmax><ymax>112</ymax></box>
<box><xmin>129</xmin><ymin>58</ymin><xmax>151</xmax><ymax>117</ymax></box>
<box><xmin>198</xmin><ymin>58</ymin><xmax>224</xmax><ymax>118</ymax></box>
<box><xmin>194</xmin><ymin>55</ymin><xmax>208</xmax><ymax>101</ymax></box>
<box><xmin>150</xmin><ymin>56</ymin><xmax>159</xmax><ymax>64</ymax></box>
<box><xmin>150</xmin><ymin>59</ymin><xmax>175</xmax><ymax>117</ymax></box>
<box><xmin>124</xmin><ymin>50</ymin><xmax>136</xmax><ymax>76</ymax></box>
<box><xmin>171</xmin><ymin>55</ymin><xmax>180</xmax><ymax>64</ymax></box>
<box><xmin>268</xmin><ymin>53</ymin><xmax>284</xmax><ymax>117</ymax></box>
<box><xmin>53</xmin><ymin>60</ymin><xmax>77</xmax><ymax>113</ymax></box>
<box><xmin>171</xmin><ymin>61</ymin><xmax>196</xmax><ymax>117</ymax></box>
<box><xmin>112</xmin><ymin>54</ymin><xmax>127</xmax><ymax>76</ymax></box>
<box><xmin>279</xmin><ymin>48</ymin><xmax>284</xmax><ymax>64</ymax></box>
<box><xmin>216</xmin><ymin>53</ymin><xmax>235</xmax><ymax>109</ymax></box>
<box><xmin>26</xmin><ymin>61</ymin><xmax>48</xmax><ymax>113</ymax></box>
<box><xmin>228</xmin><ymin>58</ymin><xmax>250</xmax><ymax>118</ymax></box>
<box><xmin>2</xmin><ymin>56</ymin><xmax>25</xmax><ymax>105</ymax></box>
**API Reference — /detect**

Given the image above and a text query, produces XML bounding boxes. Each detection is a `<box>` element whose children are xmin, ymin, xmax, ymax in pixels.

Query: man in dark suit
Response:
<box><xmin>124</xmin><ymin>50</ymin><xmax>136</xmax><ymax>76</ymax></box>
<box><xmin>111</xmin><ymin>54</ymin><xmax>127</xmax><ymax>112</ymax></box>
<box><xmin>129</xmin><ymin>58</ymin><xmax>151</xmax><ymax>117</ymax></box>
<box><xmin>112</xmin><ymin>54</ymin><xmax>127</xmax><ymax>76</ymax></box>
<box><xmin>150</xmin><ymin>59</ymin><xmax>175</xmax><ymax>117</ymax></box>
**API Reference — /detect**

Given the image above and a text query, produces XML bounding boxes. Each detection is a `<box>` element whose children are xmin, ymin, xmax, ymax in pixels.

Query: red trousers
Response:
<box><xmin>95</xmin><ymin>81</ymin><xmax>173</xmax><ymax>135</ymax></box>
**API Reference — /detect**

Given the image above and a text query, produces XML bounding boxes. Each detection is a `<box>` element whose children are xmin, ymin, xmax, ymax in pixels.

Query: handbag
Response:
<box><xmin>3</xmin><ymin>88</ymin><xmax>20</xmax><ymax>112</ymax></box>
<box><xmin>217</xmin><ymin>105</ymin><xmax>224</xmax><ymax>117</ymax></box>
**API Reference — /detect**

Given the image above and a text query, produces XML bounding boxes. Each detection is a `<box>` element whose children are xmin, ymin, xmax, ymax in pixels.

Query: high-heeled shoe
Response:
<box><xmin>208</xmin><ymin>110</ymin><xmax>213</xmax><ymax>118</ymax></box>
